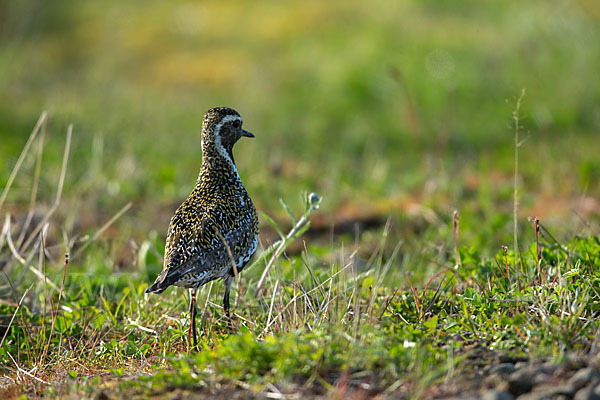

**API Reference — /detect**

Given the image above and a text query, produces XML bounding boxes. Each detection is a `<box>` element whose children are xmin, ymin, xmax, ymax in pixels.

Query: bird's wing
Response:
<box><xmin>147</xmin><ymin>201</ymin><xmax>256</xmax><ymax>293</ymax></box>
<box><xmin>147</xmin><ymin>203</ymin><xmax>215</xmax><ymax>291</ymax></box>
<box><xmin>163</xmin><ymin>204</ymin><xmax>216</xmax><ymax>270</ymax></box>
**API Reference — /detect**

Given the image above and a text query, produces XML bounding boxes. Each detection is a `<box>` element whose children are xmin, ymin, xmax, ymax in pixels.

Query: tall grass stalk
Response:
<box><xmin>21</xmin><ymin>125</ymin><xmax>72</xmax><ymax>251</ymax></box>
<box><xmin>452</xmin><ymin>210</ymin><xmax>461</xmax><ymax>269</ymax></box>
<box><xmin>0</xmin><ymin>112</ymin><xmax>47</xmax><ymax>212</ymax></box>
<box><xmin>512</xmin><ymin>88</ymin><xmax>525</xmax><ymax>266</ymax></box>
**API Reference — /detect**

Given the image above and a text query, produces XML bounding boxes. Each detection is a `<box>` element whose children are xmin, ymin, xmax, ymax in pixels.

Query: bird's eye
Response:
<box><xmin>232</xmin><ymin>120</ymin><xmax>241</xmax><ymax>128</ymax></box>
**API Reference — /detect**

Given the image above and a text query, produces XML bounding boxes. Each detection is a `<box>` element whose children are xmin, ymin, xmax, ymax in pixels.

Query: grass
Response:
<box><xmin>0</xmin><ymin>114</ymin><xmax>599</xmax><ymax>398</ymax></box>
<box><xmin>1</xmin><ymin>0</ymin><xmax>599</xmax><ymax>398</ymax></box>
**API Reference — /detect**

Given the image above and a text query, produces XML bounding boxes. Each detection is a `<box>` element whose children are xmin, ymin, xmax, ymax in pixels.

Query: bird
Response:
<box><xmin>146</xmin><ymin>107</ymin><xmax>259</xmax><ymax>349</ymax></box>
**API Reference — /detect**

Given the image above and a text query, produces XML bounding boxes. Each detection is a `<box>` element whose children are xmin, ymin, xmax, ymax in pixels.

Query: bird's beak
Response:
<box><xmin>241</xmin><ymin>129</ymin><xmax>255</xmax><ymax>138</ymax></box>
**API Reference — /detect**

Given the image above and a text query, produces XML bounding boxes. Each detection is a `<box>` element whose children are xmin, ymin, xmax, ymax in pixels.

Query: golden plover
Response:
<box><xmin>146</xmin><ymin>107</ymin><xmax>259</xmax><ymax>348</ymax></box>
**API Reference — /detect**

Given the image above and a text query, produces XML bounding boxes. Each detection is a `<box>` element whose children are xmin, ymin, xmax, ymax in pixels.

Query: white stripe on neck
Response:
<box><xmin>212</xmin><ymin>115</ymin><xmax>242</xmax><ymax>177</ymax></box>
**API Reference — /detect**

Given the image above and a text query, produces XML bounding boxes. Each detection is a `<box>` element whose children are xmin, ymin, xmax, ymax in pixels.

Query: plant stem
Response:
<box><xmin>513</xmin><ymin>88</ymin><xmax>525</xmax><ymax>269</ymax></box>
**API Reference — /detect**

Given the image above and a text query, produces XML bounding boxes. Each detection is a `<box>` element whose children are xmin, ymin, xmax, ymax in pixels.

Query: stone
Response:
<box><xmin>569</xmin><ymin>368</ymin><xmax>600</xmax><ymax>390</ymax></box>
<box><xmin>482</xmin><ymin>389</ymin><xmax>515</xmax><ymax>400</ymax></box>
<box><xmin>532</xmin><ymin>372</ymin><xmax>552</xmax><ymax>386</ymax></box>
<box><xmin>575</xmin><ymin>385</ymin><xmax>600</xmax><ymax>400</ymax></box>
<box><xmin>516</xmin><ymin>385</ymin><xmax>575</xmax><ymax>400</ymax></box>
<box><xmin>489</xmin><ymin>364</ymin><xmax>518</xmax><ymax>375</ymax></box>
<box><xmin>507</xmin><ymin>370</ymin><xmax>534</xmax><ymax>396</ymax></box>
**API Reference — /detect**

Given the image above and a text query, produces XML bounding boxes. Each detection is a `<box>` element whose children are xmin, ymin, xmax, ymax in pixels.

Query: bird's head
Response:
<box><xmin>201</xmin><ymin>107</ymin><xmax>254</xmax><ymax>163</ymax></box>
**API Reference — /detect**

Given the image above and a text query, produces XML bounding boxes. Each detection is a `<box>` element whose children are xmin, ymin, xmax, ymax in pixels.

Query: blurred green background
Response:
<box><xmin>1</xmin><ymin>0</ymin><xmax>599</xmax><ymax>257</ymax></box>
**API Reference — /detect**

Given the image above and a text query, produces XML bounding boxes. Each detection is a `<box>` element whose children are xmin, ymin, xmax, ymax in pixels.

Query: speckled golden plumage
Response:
<box><xmin>146</xmin><ymin>107</ymin><xmax>259</xmax><ymax>347</ymax></box>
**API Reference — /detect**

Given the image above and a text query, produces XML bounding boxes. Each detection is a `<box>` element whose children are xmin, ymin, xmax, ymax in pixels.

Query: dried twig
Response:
<box><xmin>16</xmin><ymin>116</ymin><xmax>47</xmax><ymax>249</ymax></box>
<box><xmin>7</xmin><ymin>352</ymin><xmax>48</xmax><ymax>385</ymax></box>
<box><xmin>73</xmin><ymin>202</ymin><xmax>133</xmax><ymax>258</ymax></box>
<box><xmin>0</xmin><ymin>112</ymin><xmax>47</xmax><ymax>212</ymax></box>
<box><xmin>214</xmin><ymin>227</ymin><xmax>238</xmax><ymax>279</ymax></box>
<box><xmin>21</xmin><ymin>124</ymin><xmax>72</xmax><ymax>251</ymax></box>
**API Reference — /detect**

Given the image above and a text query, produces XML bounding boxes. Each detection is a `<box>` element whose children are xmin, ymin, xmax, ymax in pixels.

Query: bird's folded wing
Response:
<box><xmin>156</xmin><ymin>203</ymin><xmax>250</xmax><ymax>288</ymax></box>
<box><xmin>163</xmin><ymin>209</ymin><xmax>211</xmax><ymax>270</ymax></box>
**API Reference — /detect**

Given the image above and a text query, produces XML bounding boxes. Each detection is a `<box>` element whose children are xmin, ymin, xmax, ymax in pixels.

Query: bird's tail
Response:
<box><xmin>145</xmin><ymin>266</ymin><xmax>186</xmax><ymax>294</ymax></box>
<box><xmin>145</xmin><ymin>279</ymin><xmax>168</xmax><ymax>294</ymax></box>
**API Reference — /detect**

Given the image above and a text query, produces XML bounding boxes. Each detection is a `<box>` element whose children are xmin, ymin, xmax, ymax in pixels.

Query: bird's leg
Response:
<box><xmin>188</xmin><ymin>288</ymin><xmax>197</xmax><ymax>352</ymax></box>
<box><xmin>223</xmin><ymin>276</ymin><xmax>234</xmax><ymax>331</ymax></box>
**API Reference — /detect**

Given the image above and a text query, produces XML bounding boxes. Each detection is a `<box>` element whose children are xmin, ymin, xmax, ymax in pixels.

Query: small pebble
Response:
<box><xmin>575</xmin><ymin>385</ymin><xmax>600</xmax><ymax>400</ymax></box>
<box><xmin>542</xmin><ymin>361</ymin><xmax>558</xmax><ymax>373</ymax></box>
<box><xmin>542</xmin><ymin>384</ymin><xmax>576</xmax><ymax>397</ymax></box>
<box><xmin>482</xmin><ymin>389</ymin><xmax>515</xmax><ymax>400</ymax></box>
<box><xmin>569</xmin><ymin>368</ymin><xmax>600</xmax><ymax>390</ymax></box>
<box><xmin>508</xmin><ymin>370</ymin><xmax>534</xmax><ymax>396</ymax></box>
<box><xmin>532</xmin><ymin>372</ymin><xmax>552</xmax><ymax>386</ymax></box>
<box><xmin>489</xmin><ymin>363</ymin><xmax>517</xmax><ymax>375</ymax></box>
<box><xmin>484</xmin><ymin>373</ymin><xmax>503</xmax><ymax>389</ymax></box>
<box><xmin>516</xmin><ymin>385</ymin><xmax>575</xmax><ymax>400</ymax></box>
<box><xmin>530</xmin><ymin>364</ymin><xmax>556</xmax><ymax>376</ymax></box>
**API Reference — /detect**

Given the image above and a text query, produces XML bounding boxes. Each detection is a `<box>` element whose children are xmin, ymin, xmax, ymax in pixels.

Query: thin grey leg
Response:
<box><xmin>223</xmin><ymin>276</ymin><xmax>234</xmax><ymax>330</ymax></box>
<box><xmin>188</xmin><ymin>288</ymin><xmax>197</xmax><ymax>350</ymax></box>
